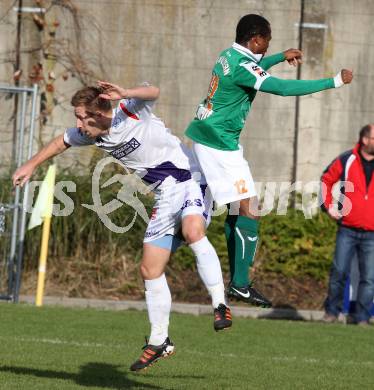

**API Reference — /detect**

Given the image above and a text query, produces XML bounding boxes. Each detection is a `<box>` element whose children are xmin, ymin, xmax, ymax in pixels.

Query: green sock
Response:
<box><xmin>224</xmin><ymin>215</ymin><xmax>259</xmax><ymax>288</ymax></box>
<box><xmin>224</xmin><ymin>215</ymin><xmax>238</xmax><ymax>283</ymax></box>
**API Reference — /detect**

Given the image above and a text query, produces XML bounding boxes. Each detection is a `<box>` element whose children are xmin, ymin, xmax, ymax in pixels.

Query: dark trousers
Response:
<box><xmin>324</xmin><ymin>226</ymin><xmax>374</xmax><ymax>322</ymax></box>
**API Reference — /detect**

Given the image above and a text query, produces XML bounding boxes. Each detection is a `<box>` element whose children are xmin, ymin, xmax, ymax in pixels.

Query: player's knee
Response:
<box><xmin>183</xmin><ymin>226</ymin><xmax>205</xmax><ymax>244</ymax></box>
<box><xmin>182</xmin><ymin>215</ymin><xmax>206</xmax><ymax>244</ymax></box>
<box><xmin>140</xmin><ymin>262</ymin><xmax>161</xmax><ymax>280</ymax></box>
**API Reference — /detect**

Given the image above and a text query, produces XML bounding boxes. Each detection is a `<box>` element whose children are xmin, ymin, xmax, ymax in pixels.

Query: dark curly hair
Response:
<box><xmin>235</xmin><ymin>14</ymin><xmax>271</xmax><ymax>45</ymax></box>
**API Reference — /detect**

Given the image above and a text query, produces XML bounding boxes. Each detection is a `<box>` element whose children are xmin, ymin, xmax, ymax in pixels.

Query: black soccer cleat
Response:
<box><xmin>130</xmin><ymin>337</ymin><xmax>175</xmax><ymax>372</ymax></box>
<box><xmin>214</xmin><ymin>303</ymin><xmax>232</xmax><ymax>332</ymax></box>
<box><xmin>227</xmin><ymin>284</ymin><xmax>272</xmax><ymax>308</ymax></box>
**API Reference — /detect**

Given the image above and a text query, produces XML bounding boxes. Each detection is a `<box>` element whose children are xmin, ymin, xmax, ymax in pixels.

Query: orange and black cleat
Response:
<box><xmin>130</xmin><ymin>337</ymin><xmax>175</xmax><ymax>372</ymax></box>
<box><xmin>214</xmin><ymin>304</ymin><xmax>232</xmax><ymax>331</ymax></box>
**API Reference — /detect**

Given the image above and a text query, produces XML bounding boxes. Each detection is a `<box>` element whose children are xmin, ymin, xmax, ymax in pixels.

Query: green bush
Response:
<box><xmin>259</xmin><ymin>210</ymin><xmax>337</xmax><ymax>280</ymax></box>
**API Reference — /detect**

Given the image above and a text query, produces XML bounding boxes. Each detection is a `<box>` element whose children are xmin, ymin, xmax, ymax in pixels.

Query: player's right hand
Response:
<box><xmin>12</xmin><ymin>163</ymin><xmax>35</xmax><ymax>187</ymax></box>
<box><xmin>97</xmin><ymin>81</ymin><xmax>127</xmax><ymax>101</ymax></box>
<box><xmin>283</xmin><ymin>48</ymin><xmax>303</xmax><ymax>66</ymax></box>
<box><xmin>340</xmin><ymin>69</ymin><xmax>353</xmax><ymax>84</ymax></box>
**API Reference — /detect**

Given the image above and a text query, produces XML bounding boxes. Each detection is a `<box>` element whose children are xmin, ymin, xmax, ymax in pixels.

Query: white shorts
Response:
<box><xmin>144</xmin><ymin>179</ymin><xmax>211</xmax><ymax>243</ymax></box>
<box><xmin>192</xmin><ymin>142</ymin><xmax>256</xmax><ymax>207</ymax></box>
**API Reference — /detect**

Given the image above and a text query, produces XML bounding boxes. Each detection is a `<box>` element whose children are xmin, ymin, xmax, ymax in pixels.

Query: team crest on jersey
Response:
<box><xmin>110</xmin><ymin>138</ymin><xmax>141</xmax><ymax>160</ymax></box>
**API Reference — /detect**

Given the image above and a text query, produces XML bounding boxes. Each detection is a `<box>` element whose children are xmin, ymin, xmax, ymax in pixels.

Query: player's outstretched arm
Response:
<box><xmin>12</xmin><ymin>134</ymin><xmax>68</xmax><ymax>187</ymax></box>
<box><xmin>259</xmin><ymin>69</ymin><xmax>353</xmax><ymax>96</ymax></box>
<box><xmin>97</xmin><ymin>81</ymin><xmax>160</xmax><ymax>101</ymax></box>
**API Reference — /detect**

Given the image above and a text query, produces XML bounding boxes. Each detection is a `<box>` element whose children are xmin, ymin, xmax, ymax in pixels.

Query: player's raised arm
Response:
<box><xmin>97</xmin><ymin>81</ymin><xmax>160</xmax><ymax>101</ymax></box>
<box><xmin>12</xmin><ymin>134</ymin><xmax>69</xmax><ymax>187</ymax></box>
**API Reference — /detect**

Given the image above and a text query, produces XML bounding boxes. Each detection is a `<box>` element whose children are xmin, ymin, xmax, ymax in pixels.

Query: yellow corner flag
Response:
<box><xmin>28</xmin><ymin>164</ymin><xmax>56</xmax><ymax>230</ymax></box>
<box><xmin>29</xmin><ymin>164</ymin><xmax>56</xmax><ymax>307</ymax></box>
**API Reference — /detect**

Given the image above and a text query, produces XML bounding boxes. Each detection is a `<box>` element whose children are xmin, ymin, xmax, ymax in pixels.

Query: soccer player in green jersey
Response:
<box><xmin>185</xmin><ymin>14</ymin><xmax>353</xmax><ymax>307</ymax></box>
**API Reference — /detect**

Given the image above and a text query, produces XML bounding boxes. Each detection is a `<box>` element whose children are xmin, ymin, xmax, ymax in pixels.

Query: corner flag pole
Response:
<box><xmin>35</xmin><ymin>213</ymin><xmax>52</xmax><ymax>306</ymax></box>
<box><xmin>28</xmin><ymin>164</ymin><xmax>56</xmax><ymax>307</ymax></box>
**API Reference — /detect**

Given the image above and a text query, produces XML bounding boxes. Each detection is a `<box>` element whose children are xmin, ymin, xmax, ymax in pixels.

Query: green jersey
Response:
<box><xmin>185</xmin><ymin>43</ymin><xmax>335</xmax><ymax>151</ymax></box>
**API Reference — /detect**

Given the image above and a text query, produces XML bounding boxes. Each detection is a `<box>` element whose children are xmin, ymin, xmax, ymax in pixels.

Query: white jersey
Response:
<box><xmin>64</xmin><ymin>97</ymin><xmax>197</xmax><ymax>192</ymax></box>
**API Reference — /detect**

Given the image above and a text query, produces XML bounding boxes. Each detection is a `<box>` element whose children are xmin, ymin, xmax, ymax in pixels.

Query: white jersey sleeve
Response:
<box><xmin>120</xmin><ymin>97</ymin><xmax>155</xmax><ymax>120</ymax></box>
<box><xmin>63</xmin><ymin>127</ymin><xmax>95</xmax><ymax>147</ymax></box>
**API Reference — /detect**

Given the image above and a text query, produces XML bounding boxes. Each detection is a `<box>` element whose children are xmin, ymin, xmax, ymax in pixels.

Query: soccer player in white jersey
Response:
<box><xmin>12</xmin><ymin>81</ymin><xmax>232</xmax><ymax>372</ymax></box>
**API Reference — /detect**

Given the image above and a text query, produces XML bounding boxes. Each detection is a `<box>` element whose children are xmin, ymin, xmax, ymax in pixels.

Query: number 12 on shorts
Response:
<box><xmin>234</xmin><ymin>179</ymin><xmax>248</xmax><ymax>194</ymax></box>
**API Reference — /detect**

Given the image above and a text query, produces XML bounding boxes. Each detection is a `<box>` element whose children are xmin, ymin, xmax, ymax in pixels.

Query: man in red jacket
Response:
<box><xmin>321</xmin><ymin>124</ymin><xmax>374</xmax><ymax>325</ymax></box>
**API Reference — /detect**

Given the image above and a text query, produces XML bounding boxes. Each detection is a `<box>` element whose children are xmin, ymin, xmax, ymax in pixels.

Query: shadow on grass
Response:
<box><xmin>0</xmin><ymin>362</ymin><xmax>163</xmax><ymax>389</ymax></box>
<box><xmin>257</xmin><ymin>304</ymin><xmax>305</xmax><ymax>321</ymax></box>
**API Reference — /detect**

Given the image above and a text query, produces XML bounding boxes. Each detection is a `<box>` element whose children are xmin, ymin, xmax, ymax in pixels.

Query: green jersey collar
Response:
<box><xmin>232</xmin><ymin>42</ymin><xmax>263</xmax><ymax>63</ymax></box>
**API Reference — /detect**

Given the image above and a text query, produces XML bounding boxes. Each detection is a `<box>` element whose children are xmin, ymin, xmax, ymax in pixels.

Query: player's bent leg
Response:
<box><xmin>225</xmin><ymin>197</ymin><xmax>272</xmax><ymax>308</ymax></box>
<box><xmin>182</xmin><ymin>214</ymin><xmax>232</xmax><ymax>331</ymax></box>
<box><xmin>131</xmin><ymin>242</ymin><xmax>174</xmax><ymax>372</ymax></box>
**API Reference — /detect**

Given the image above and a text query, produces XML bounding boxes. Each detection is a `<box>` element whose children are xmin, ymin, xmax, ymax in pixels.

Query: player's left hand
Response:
<box><xmin>341</xmin><ymin>69</ymin><xmax>353</xmax><ymax>84</ymax></box>
<box><xmin>283</xmin><ymin>48</ymin><xmax>303</xmax><ymax>66</ymax></box>
<box><xmin>97</xmin><ymin>81</ymin><xmax>128</xmax><ymax>100</ymax></box>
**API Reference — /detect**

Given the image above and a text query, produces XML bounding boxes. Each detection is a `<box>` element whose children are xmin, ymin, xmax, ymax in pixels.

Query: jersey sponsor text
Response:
<box><xmin>110</xmin><ymin>138</ymin><xmax>141</xmax><ymax>160</ymax></box>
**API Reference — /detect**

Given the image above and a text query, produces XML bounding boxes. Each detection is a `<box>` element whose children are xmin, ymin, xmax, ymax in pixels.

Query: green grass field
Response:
<box><xmin>0</xmin><ymin>304</ymin><xmax>374</xmax><ymax>389</ymax></box>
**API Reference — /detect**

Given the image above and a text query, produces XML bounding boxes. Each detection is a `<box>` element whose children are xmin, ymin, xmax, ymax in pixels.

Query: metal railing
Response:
<box><xmin>0</xmin><ymin>83</ymin><xmax>38</xmax><ymax>302</ymax></box>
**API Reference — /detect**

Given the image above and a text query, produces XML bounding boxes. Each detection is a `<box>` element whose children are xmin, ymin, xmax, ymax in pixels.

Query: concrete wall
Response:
<box><xmin>297</xmin><ymin>0</ymin><xmax>374</xmax><ymax>182</ymax></box>
<box><xmin>0</xmin><ymin>0</ymin><xmax>373</xmax><ymax>183</ymax></box>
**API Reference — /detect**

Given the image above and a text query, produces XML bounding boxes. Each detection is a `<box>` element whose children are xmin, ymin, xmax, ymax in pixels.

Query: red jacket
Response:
<box><xmin>321</xmin><ymin>144</ymin><xmax>374</xmax><ymax>231</ymax></box>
